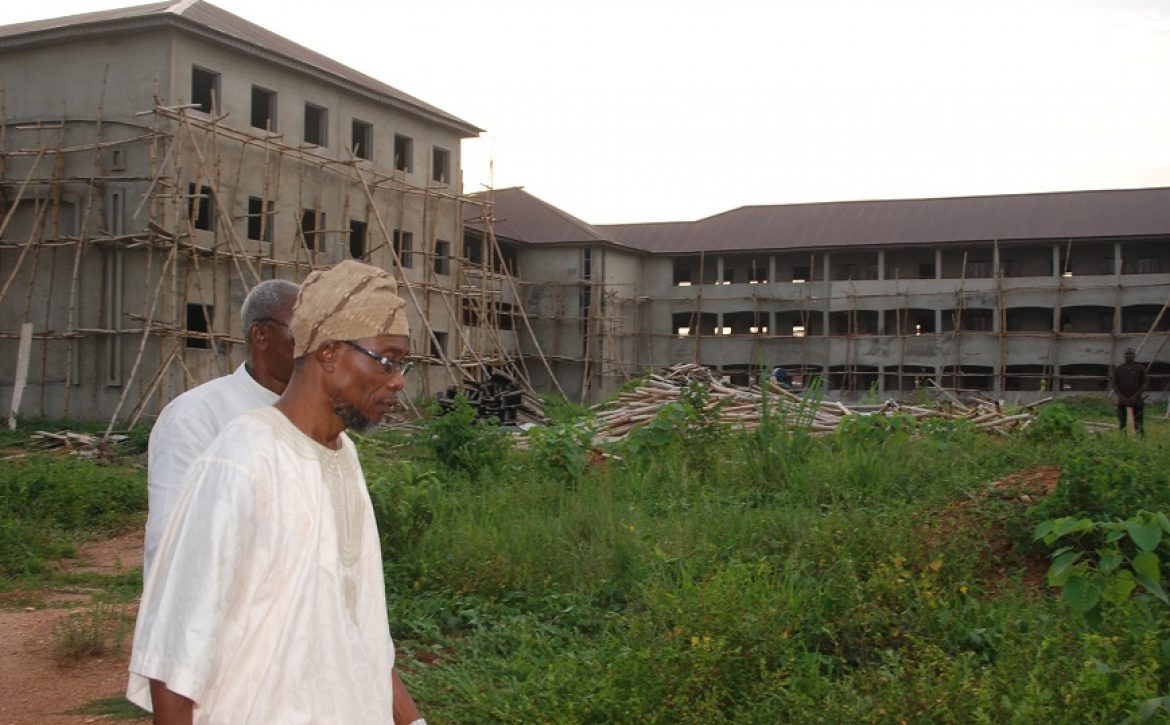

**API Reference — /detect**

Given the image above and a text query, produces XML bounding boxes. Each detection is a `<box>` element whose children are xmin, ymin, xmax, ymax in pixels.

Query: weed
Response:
<box><xmin>52</xmin><ymin>600</ymin><xmax>133</xmax><ymax>660</ymax></box>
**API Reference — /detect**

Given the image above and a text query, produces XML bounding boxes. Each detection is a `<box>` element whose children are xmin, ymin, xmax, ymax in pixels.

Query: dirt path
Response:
<box><xmin>0</xmin><ymin>531</ymin><xmax>149</xmax><ymax>725</ymax></box>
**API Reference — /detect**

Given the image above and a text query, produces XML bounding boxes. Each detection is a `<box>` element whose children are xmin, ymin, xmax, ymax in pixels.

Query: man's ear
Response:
<box><xmin>316</xmin><ymin>340</ymin><xmax>340</xmax><ymax>373</ymax></box>
<box><xmin>248</xmin><ymin>323</ymin><xmax>267</xmax><ymax>349</ymax></box>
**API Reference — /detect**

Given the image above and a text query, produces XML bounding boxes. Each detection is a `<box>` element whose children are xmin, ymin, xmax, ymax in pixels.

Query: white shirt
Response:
<box><xmin>128</xmin><ymin>406</ymin><xmax>395</xmax><ymax>724</ymax></box>
<box><xmin>145</xmin><ymin>363</ymin><xmax>279</xmax><ymax>575</ymax></box>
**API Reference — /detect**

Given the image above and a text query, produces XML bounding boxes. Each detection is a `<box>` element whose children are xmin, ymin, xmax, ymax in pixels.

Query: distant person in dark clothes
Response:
<box><xmin>1113</xmin><ymin>347</ymin><xmax>1148</xmax><ymax>435</ymax></box>
<box><xmin>772</xmin><ymin>366</ymin><xmax>792</xmax><ymax>389</ymax></box>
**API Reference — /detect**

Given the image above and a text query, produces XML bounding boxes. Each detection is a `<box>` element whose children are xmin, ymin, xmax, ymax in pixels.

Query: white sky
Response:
<box><xmin>7</xmin><ymin>0</ymin><xmax>1170</xmax><ymax>223</ymax></box>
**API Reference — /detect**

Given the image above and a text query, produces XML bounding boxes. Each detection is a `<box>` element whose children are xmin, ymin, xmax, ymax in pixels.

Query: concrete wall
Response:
<box><xmin>0</xmin><ymin>26</ymin><xmax>475</xmax><ymax>423</ymax></box>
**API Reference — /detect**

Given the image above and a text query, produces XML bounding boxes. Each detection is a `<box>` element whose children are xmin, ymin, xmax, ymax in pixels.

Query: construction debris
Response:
<box><xmin>26</xmin><ymin>430</ymin><xmax>130</xmax><ymax>459</ymax></box>
<box><xmin>591</xmin><ymin>363</ymin><xmax>1051</xmax><ymax>443</ymax></box>
<box><xmin>437</xmin><ymin>365</ymin><xmax>546</xmax><ymax>425</ymax></box>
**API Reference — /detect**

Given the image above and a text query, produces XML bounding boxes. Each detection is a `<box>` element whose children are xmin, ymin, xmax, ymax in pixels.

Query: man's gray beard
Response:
<box><xmin>333</xmin><ymin>400</ymin><xmax>374</xmax><ymax>434</ymax></box>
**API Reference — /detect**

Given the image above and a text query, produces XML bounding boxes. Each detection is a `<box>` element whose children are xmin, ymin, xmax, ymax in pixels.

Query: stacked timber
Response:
<box><xmin>437</xmin><ymin>366</ymin><xmax>546</xmax><ymax>425</ymax></box>
<box><xmin>591</xmin><ymin>364</ymin><xmax>1049</xmax><ymax>443</ymax></box>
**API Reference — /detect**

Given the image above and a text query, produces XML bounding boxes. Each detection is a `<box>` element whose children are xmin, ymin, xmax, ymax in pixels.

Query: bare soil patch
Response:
<box><xmin>0</xmin><ymin>531</ymin><xmax>148</xmax><ymax>725</ymax></box>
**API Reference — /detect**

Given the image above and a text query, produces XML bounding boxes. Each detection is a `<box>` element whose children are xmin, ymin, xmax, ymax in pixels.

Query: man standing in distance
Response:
<box><xmin>128</xmin><ymin>260</ymin><xmax>423</xmax><ymax>724</ymax></box>
<box><xmin>1113</xmin><ymin>347</ymin><xmax>1148</xmax><ymax>436</ymax></box>
<box><xmin>144</xmin><ymin>278</ymin><xmax>299</xmax><ymax>575</ymax></box>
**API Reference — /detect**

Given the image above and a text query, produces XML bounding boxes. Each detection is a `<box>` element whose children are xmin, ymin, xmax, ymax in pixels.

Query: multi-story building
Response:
<box><xmin>470</xmin><ymin>186</ymin><xmax>1170</xmax><ymax>404</ymax></box>
<box><xmin>0</xmin><ymin>1</ymin><xmax>482</xmax><ymax>423</ymax></box>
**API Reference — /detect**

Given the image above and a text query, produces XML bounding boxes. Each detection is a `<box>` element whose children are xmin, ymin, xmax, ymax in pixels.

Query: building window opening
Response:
<box><xmin>251</xmin><ymin>86</ymin><xmax>276</xmax><ymax>131</ymax></box>
<box><xmin>677</xmin><ymin>326</ymin><xmax>691</xmax><ymax>337</ymax></box>
<box><xmin>304</xmin><ymin>103</ymin><xmax>327</xmax><ymax>146</ymax></box>
<box><xmin>393</xmin><ymin>229</ymin><xmax>413</xmax><ymax>268</ymax></box>
<box><xmin>394</xmin><ymin>134</ymin><xmax>413</xmax><ymax>172</ymax></box>
<box><xmin>247</xmin><ymin>197</ymin><xmax>273</xmax><ymax>242</ymax></box>
<box><xmin>352</xmin><ymin>119</ymin><xmax>373</xmax><ymax>160</ymax></box>
<box><xmin>348</xmin><ymin>220</ymin><xmax>367</xmax><ymax>259</ymax></box>
<box><xmin>792</xmin><ymin>265</ymin><xmax>810</xmax><ymax>283</ymax></box>
<box><xmin>191</xmin><ymin>66</ymin><xmax>219</xmax><ymax>113</ymax></box>
<box><xmin>185</xmin><ymin>303</ymin><xmax>213</xmax><ymax>349</ymax></box>
<box><xmin>434</xmin><ymin>239</ymin><xmax>451</xmax><ymax>275</ymax></box>
<box><xmin>431</xmin><ymin>331</ymin><xmax>447</xmax><ymax>360</ymax></box>
<box><xmin>432</xmin><ymin>146</ymin><xmax>451</xmax><ymax>184</ymax></box>
<box><xmin>301</xmin><ymin>209</ymin><xmax>325</xmax><ymax>251</ymax></box>
<box><xmin>188</xmin><ymin>183</ymin><xmax>214</xmax><ymax>231</ymax></box>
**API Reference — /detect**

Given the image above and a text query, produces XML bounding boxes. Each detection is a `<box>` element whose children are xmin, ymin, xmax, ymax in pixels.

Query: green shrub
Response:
<box><xmin>417</xmin><ymin>394</ymin><xmax>511</xmax><ymax>480</ymax></box>
<box><xmin>524</xmin><ymin>419</ymin><xmax>596</xmax><ymax>486</ymax></box>
<box><xmin>1027</xmin><ymin>403</ymin><xmax>1086</xmax><ymax>442</ymax></box>
<box><xmin>1033</xmin><ymin>441</ymin><xmax>1170</xmax><ymax>521</ymax></box>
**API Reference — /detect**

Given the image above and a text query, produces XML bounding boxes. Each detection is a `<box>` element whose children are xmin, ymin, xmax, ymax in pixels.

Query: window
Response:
<box><xmin>1138</xmin><ymin>257</ymin><xmax>1161</xmax><ymax>274</ymax></box>
<box><xmin>432</xmin><ymin>146</ymin><xmax>450</xmax><ymax>184</ymax></box>
<box><xmin>431</xmin><ymin>331</ymin><xmax>447</xmax><ymax>360</ymax></box>
<box><xmin>394</xmin><ymin>134</ymin><xmax>413</xmax><ymax>172</ymax></box>
<box><xmin>392</xmin><ymin>229</ymin><xmax>413</xmax><ymax>268</ymax></box>
<box><xmin>792</xmin><ymin>265</ymin><xmax>810</xmax><ymax>283</ymax></box>
<box><xmin>185</xmin><ymin>303</ymin><xmax>213</xmax><ymax>349</ymax></box>
<box><xmin>349</xmin><ymin>220</ymin><xmax>367</xmax><ymax>259</ymax></box>
<box><xmin>247</xmin><ymin>197</ymin><xmax>273</xmax><ymax>242</ymax></box>
<box><xmin>304</xmin><ymin>103</ymin><xmax>327</xmax><ymax>146</ymax></box>
<box><xmin>919</xmin><ymin>262</ymin><xmax>936</xmax><ymax>279</ymax></box>
<box><xmin>434</xmin><ymin>239</ymin><xmax>451</xmax><ymax>275</ymax></box>
<box><xmin>464</xmin><ymin>234</ymin><xmax>483</xmax><ymax>265</ymax></box>
<box><xmin>352</xmin><ymin>119</ymin><xmax>373</xmax><ymax>160</ymax></box>
<box><xmin>301</xmin><ymin>209</ymin><xmax>325</xmax><ymax>251</ymax></box>
<box><xmin>251</xmin><ymin>86</ymin><xmax>277</xmax><ymax>131</ymax></box>
<box><xmin>462</xmin><ymin>298</ymin><xmax>480</xmax><ymax>327</ymax></box>
<box><xmin>188</xmin><ymin>183</ymin><xmax>213</xmax><ymax>231</ymax></box>
<box><xmin>191</xmin><ymin>66</ymin><xmax>219</xmax><ymax>113</ymax></box>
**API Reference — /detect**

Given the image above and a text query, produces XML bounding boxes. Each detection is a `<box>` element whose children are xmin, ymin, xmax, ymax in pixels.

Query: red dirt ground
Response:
<box><xmin>0</xmin><ymin>530</ymin><xmax>149</xmax><ymax>725</ymax></box>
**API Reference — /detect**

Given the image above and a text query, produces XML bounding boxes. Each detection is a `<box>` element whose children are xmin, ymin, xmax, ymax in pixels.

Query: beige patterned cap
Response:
<box><xmin>291</xmin><ymin>260</ymin><xmax>409</xmax><ymax>358</ymax></box>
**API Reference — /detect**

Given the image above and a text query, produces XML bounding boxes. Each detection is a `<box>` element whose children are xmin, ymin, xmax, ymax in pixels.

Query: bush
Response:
<box><xmin>417</xmin><ymin>394</ymin><xmax>511</xmax><ymax>480</ymax></box>
<box><xmin>1027</xmin><ymin>403</ymin><xmax>1085</xmax><ymax>442</ymax></box>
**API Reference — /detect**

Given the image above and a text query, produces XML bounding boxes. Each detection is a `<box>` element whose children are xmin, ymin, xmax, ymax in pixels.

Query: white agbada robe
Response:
<box><xmin>145</xmin><ymin>362</ymin><xmax>279</xmax><ymax>575</ymax></box>
<box><xmin>128</xmin><ymin>406</ymin><xmax>395</xmax><ymax>724</ymax></box>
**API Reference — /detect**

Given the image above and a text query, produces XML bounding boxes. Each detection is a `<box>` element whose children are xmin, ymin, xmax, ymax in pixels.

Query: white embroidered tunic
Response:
<box><xmin>128</xmin><ymin>406</ymin><xmax>395</xmax><ymax>724</ymax></box>
<box><xmin>145</xmin><ymin>363</ymin><xmax>279</xmax><ymax>575</ymax></box>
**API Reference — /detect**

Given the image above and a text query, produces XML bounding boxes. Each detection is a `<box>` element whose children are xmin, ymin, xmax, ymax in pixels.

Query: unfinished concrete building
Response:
<box><xmin>470</xmin><ymin>186</ymin><xmax>1170</xmax><ymax>404</ymax></box>
<box><xmin>0</xmin><ymin>2</ymin><xmax>507</xmax><ymax>425</ymax></box>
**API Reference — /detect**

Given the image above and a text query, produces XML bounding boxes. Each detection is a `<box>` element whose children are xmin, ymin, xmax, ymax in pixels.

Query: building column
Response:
<box><xmin>822</xmin><ymin>252</ymin><xmax>831</xmax><ymax>337</ymax></box>
<box><xmin>877</xmin><ymin>250</ymin><xmax>885</xmax><ymax>281</ymax></box>
<box><xmin>935</xmin><ymin>309</ymin><xmax>943</xmax><ymax>334</ymax></box>
<box><xmin>1114</xmin><ymin>241</ymin><xmax>1123</xmax><ymax>276</ymax></box>
<box><xmin>935</xmin><ymin>248</ymin><xmax>943</xmax><ymax>279</ymax></box>
<box><xmin>715</xmin><ymin>255</ymin><xmax>724</xmax><ymax>285</ymax></box>
<box><xmin>1052</xmin><ymin>243</ymin><xmax>1062</xmax><ymax>277</ymax></box>
<box><xmin>768</xmin><ymin>255</ymin><xmax>776</xmax><ymax>285</ymax></box>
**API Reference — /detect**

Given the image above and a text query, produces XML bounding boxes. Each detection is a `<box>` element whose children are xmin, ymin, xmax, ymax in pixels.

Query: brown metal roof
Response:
<box><xmin>597</xmin><ymin>187</ymin><xmax>1170</xmax><ymax>254</ymax></box>
<box><xmin>0</xmin><ymin>1</ymin><xmax>482</xmax><ymax>136</ymax></box>
<box><xmin>465</xmin><ymin>187</ymin><xmax>642</xmax><ymax>252</ymax></box>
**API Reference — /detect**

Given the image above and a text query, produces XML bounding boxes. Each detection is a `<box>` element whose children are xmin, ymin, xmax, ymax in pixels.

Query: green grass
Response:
<box><xmin>65</xmin><ymin>696</ymin><xmax>150</xmax><ymax>720</ymax></box>
<box><xmin>9</xmin><ymin>404</ymin><xmax>1170</xmax><ymax>722</ymax></box>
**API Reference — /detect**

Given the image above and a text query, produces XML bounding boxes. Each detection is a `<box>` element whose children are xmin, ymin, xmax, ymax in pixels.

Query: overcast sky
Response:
<box><xmin>8</xmin><ymin>0</ymin><xmax>1170</xmax><ymax>223</ymax></box>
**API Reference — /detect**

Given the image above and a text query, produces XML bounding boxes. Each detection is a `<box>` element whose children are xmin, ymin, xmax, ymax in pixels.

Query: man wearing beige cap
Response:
<box><xmin>128</xmin><ymin>261</ymin><xmax>425</xmax><ymax>725</ymax></box>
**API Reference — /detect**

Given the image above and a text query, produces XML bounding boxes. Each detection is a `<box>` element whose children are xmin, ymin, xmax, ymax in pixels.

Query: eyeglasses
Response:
<box><xmin>344</xmin><ymin>340</ymin><xmax>413</xmax><ymax>376</ymax></box>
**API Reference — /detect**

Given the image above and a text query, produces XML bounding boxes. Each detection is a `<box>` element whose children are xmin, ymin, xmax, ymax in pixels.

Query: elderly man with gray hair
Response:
<box><xmin>145</xmin><ymin>278</ymin><xmax>299</xmax><ymax>575</ymax></box>
<box><xmin>128</xmin><ymin>261</ymin><xmax>423</xmax><ymax>725</ymax></box>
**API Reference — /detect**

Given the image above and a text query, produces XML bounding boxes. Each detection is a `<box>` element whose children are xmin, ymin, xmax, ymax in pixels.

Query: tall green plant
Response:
<box><xmin>418</xmin><ymin>394</ymin><xmax>510</xmax><ymax>480</ymax></box>
<box><xmin>1034</xmin><ymin>510</ymin><xmax>1170</xmax><ymax>619</ymax></box>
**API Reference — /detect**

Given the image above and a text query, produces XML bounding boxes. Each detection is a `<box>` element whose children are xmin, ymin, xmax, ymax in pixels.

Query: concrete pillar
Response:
<box><xmin>716</xmin><ymin>256</ymin><xmax>724</xmax><ymax>285</ymax></box>
<box><xmin>768</xmin><ymin>255</ymin><xmax>776</xmax><ymax>284</ymax></box>
<box><xmin>877</xmin><ymin>250</ymin><xmax>885</xmax><ymax>281</ymax></box>
<box><xmin>1114</xmin><ymin>241</ymin><xmax>1123</xmax><ymax>276</ymax></box>
<box><xmin>935</xmin><ymin>248</ymin><xmax>942</xmax><ymax>279</ymax></box>
<box><xmin>935</xmin><ymin>309</ymin><xmax>943</xmax><ymax>334</ymax></box>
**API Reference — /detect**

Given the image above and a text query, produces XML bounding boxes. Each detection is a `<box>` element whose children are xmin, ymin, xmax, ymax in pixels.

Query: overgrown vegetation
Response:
<box><xmin>5</xmin><ymin>400</ymin><xmax>1170</xmax><ymax>721</ymax></box>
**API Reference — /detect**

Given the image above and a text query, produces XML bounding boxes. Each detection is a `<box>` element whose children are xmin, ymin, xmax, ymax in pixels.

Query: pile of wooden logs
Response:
<box><xmin>591</xmin><ymin>363</ymin><xmax>1049</xmax><ymax>443</ymax></box>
